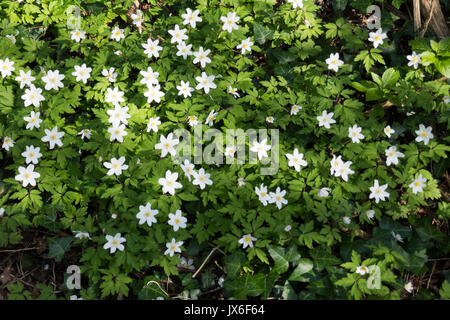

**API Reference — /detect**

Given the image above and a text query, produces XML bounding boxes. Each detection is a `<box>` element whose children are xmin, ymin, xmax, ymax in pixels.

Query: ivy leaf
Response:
<box><xmin>224</xmin><ymin>251</ymin><xmax>246</xmax><ymax>278</ymax></box>
<box><xmin>281</xmin><ymin>281</ymin><xmax>298</xmax><ymax>300</ymax></box>
<box><xmin>332</xmin><ymin>0</ymin><xmax>348</xmax><ymax>11</ymax></box>
<box><xmin>404</xmin><ymin>249</ymin><xmax>428</xmax><ymax>274</ymax></box>
<box><xmin>254</xmin><ymin>22</ymin><xmax>274</xmax><ymax>44</ymax></box>
<box><xmin>288</xmin><ymin>259</ymin><xmax>314</xmax><ymax>282</ymax></box>
<box><xmin>310</xmin><ymin>247</ymin><xmax>341</xmax><ymax>271</ymax></box>
<box><xmin>48</xmin><ymin>237</ymin><xmax>73</xmax><ymax>262</ymax></box>
<box><xmin>267</xmin><ymin>245</ymin><xmax>289</xmax><ymax>274</ymax></box>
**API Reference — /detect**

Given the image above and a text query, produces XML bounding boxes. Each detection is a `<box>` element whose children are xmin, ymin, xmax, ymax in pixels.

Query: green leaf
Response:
<box><xmin>281</xmin><ymin>281</ymin><xmax>298</xmax><ymax>300</ymax></box>
<box><xmin>435</xmin><ymin>58</ymin><xmax>450</xmax><ymax>78</ymax></box>
<box><xmin>332</xmin><ymin>0</ymin><xmax>348</xmax><ymax>11</ymax></box>
<box><xmin>138</xmin><ymin>284</ymin><xmax>165</xmax><ymax>300</ymax></box>
<box><xmin>267</xmin><ymin>245</ymin><xmax>289</xmax><ymax>274</ymax></box>
<box><xmin>440</xmin><ymin>281</ymin><xmax>450</xmax><ymax>300</ymax></box>
<box><xmin>420</xmin><ymin>51</ymin><xmax>437</xmax><ymax>66</ymax></box>
<box><xmin>48</xmin><ymin>237</ymin><xmax>73</xmax><ymax>262</ymax></box>
<box><xmin>381</xmin><ymin>68</ymin><xmax>400</xmax><ymax>89</ymax></box>
<box><xmin>255</xmin><ymin>248</ymin><xmax>270</xmax><ymax>264</ymax></box>
<box><xmin>224</xmin><ymin>251</ymin><xmax>246</xmax><ymax>278</ymax></box>
<box><xmin>404</xmin><ymin>249</ymin><xmax>428</xmax><ymax>274</ymax></box>
<box><xmin>371</xmin><ymin>72</ymin><xmax>382</xmax><ymax>87</ymax></box>
<box><xmin>438</xmin><ymin>38</ymin><xmax>450</xmax><ymax>53</ymax></box>
<box><xmin>177</xmin><ymin>192</ymin><xmax>199</xmax><ymax>201</ymax></box>
<box><xmin>254</xmin><ymin>22</ymin><xmax>274</xmax><ymax>44</ymax></box>
<box><xmin>351</xmin><ymin>82</ymin><xmax>367</xmax><ymax>92</ymax></box>
<box><xmin>365</xmin><ymin>87</ymin><xmax>383</xmax><ymax>101</ymax></box>
<box><xmin>288</xmin><ymin>259</ymin><xmax>314</xmax><ymax>282</ymax></box>
<box><xmin>310</xmin><ymin>247</ymin><xmax>340</xmax><ymax>270</ymax></box>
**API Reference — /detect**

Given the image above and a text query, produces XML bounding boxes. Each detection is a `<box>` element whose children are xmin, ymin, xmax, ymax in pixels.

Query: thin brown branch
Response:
<box><xmin>192</xmin><ymin>247</ymin><xmax>220</xmax><ymax>279</ymax></box>
<box><xmin>427</xmin><ymin>261</ymin><xmax>437</xmax><ymax>289</ymax></box>
<box><xmin>0</xmin><ymin>247</ymin><xmax>40</xmax><ymax>253</ymax></box>
<box><xmin>418</xmin><ymin>0</ymin><xmax>437</xmax><ymax>37</ymax></box>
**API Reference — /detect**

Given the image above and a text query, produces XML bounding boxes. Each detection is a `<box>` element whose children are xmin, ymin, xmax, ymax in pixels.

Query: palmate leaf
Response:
<box><xmin>100</xmin><ymin>273</ymin><xmax>133</xmax><ymax>298</ymax></box>
<box><xmin>0</xmin><ymin>85</ymin><xmax>14</xmax><ymax>114</ymax></box>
